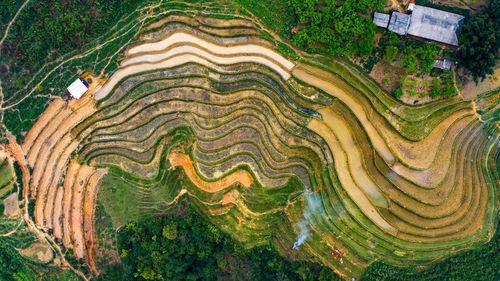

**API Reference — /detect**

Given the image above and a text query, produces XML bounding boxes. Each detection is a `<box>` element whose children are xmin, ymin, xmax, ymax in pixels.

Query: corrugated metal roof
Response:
<box><xmin>388</xmin><ymin>12</ymin><xmax>411</xmax><ymax>35</ymax></box>
<box><xmin>407</xmin><ymin>5</ymin><xmax>464</xmax><ymax>46</ymax></box>
<box><xmin>67</xmin><ymin>78</ymin><xmax>88</xmax><ymax>99</ymax></box>
<box><xmin>373</xmin><ymin>12</ymin><xmax>390</xmax><ymax>28</ymax></box>
<box><xmin>433</xmin><ymin>59</ymin><xmax>452</xmax><ymax>70</ymax></box>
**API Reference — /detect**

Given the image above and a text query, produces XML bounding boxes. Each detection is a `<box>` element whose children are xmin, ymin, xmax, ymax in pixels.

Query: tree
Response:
<box><xmin>383</xmin><ymin>46</ymin><xmax>398</xmax><ymax>61</ymax></box>
<box><xmin>442</xmin><ymin>85</ymin><xmax>457</xmax><ymax>98</ymax></box>
<box><xmin>401</xmin><ymin>53</ymin><xmax>419</xmax><ymax>73</ymax></box>
<box><xmin>114</xmin><ymin>201</ymin><xmax>342</xmax><ymax>281</ymax></box>
<box><xmin>162</xmin><ymin>222</ymin><xmax>178</xmax><ymax>240</ymax></box>
<box><xmin>289</xmin><ymin>0</ymin><xmax>382</xmax><ymax>56</ymax></box>
<box><xmin>394</xmin><ymin>87</ymin><xmax>404</xmax><ymax>97</ymax></box>
<box><xmin>417</xmin><ymin>43</ymin><xmax>440</xmax><ymax>73</ymax></box>
<box><xmin>459</xmin><ymin>1</ymin><xmax>500</xmax><ymax>82</ymax></box>
<box><xmin>430</xmin><ymin>78</ymin><xmax>442</xmax><ymax>98</ymax></box>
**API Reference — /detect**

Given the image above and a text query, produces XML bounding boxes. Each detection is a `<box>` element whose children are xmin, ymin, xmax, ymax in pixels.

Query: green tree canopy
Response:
<box><xmin>383</xmin><ymin>46</ymin><xmax>398</xmax><ymax>61</ymax></box>
<box><xmin>289</xmin><ymin>0</ymin><xmax>384</xmax><ymax>56</ymax></box>
<box><xmin>114</xmin><ymin>203</ymin><xmax>341</xmax><ymax>281</ymax></box>
<box><xmin>459</xmin><ymin>0</ymin><xmax>500</xmax><ymax>82</ymax></box>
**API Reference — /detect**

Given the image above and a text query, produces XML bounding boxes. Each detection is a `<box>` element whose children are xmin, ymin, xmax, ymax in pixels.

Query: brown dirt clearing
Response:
<box><xmin>168</xmin><ymin>151</ymin><xmax>253</xmax><ymax>192</ymax></box>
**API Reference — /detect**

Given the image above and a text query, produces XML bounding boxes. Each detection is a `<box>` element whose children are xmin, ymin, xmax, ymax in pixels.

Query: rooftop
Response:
<box><xmin>388</xmin><ymin>12</ymin><xmax>411</xmax><ymax>35</ymax></box>
<box><xmin>407</xmin><ymin>5</ymin><xmax>464</xmax><ymax>46</ymax></box>
<box><xmin>373</xmin><ymin>12</ymin><xmax>390</xmax><ymax>28</ymax></box>
<box><xmin>67</xmin><ymin>78</ymin><xmax>88</xmax><ymax>99</ymax></box>
<box><xmin>433</xmin><ymin>59</ymin><xmax>452</xmax><ymax>70</ymax></box>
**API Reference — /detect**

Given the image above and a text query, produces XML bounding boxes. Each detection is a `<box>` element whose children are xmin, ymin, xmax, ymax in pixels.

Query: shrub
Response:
<box><xmin>383</xmin><ymin>46</ymin><xmax>399</xmax><ymax>61</ymax></box>
<box><xmin>459</xmin><ymin>1</ymin><xmax>500</xmax><ymax>81</ymax></box>
<box><xmin>430</xmin><ymin>79</ymin><xmax>443</xmax><ymax>98</ymax></box>
<box><xmin>442</xmin><ymin>85</ymin><xmax>457</xmax><ymax>97</ymax></box>
<box><xmin>401</xmin><ymin>53</ymin><xmax>419</xmax><ymax>73</ymax></box>
<box><xmin>400</xmin><ymin>76</ymin><xmax>413</xmax><ymax>87</ymax></box>
<box><xmin>383</xmin><ymin>77</ymin><xmax>390</xmax><ymax>84</ymax></box>
<box><xmin>417</xmin><ymin>43</ymin><xmax>440</xmax><ymax>73</ymax></box>
<box><xmin>394</xmin><ymin>87</ymin><xmax>404</xmax><ymax>97</ymax></box>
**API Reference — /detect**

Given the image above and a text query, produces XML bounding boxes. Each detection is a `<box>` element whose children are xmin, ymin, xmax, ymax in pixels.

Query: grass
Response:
<box><xmin>78</xmin><ymin>12</ymin><xmax>497</xmax><ymax>279</ymax></box>
<box><xmin>7</xmin><ymin>3</ymin><xmax>499</xmax><ymax>280</ymax></box>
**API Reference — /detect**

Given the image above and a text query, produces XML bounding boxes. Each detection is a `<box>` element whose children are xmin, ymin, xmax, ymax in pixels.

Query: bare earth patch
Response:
<box><xmin>3</xmin><ymin>192</ymin><xmax>19</xmax><ymax>216</ymax></box>
<box><xmin>19</xmin><ymin>243</ymin><xmax>53</xmax><ymax>264</ymax></box>
<box><xmin>461</xmin><ymin>67</ymin><xmax>500</xmax><ymax>99</ymax></box>
<box><xmin>168</xmin><ymin>151</ymin><xmax>253</xmax><ymax>192</ymax></box>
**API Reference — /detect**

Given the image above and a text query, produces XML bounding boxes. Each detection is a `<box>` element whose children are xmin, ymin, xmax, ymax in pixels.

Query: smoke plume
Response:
<box><xmin>292</xmin><ymin>193</ymin><xmax>323</xmax><ymax>250</ymax></box>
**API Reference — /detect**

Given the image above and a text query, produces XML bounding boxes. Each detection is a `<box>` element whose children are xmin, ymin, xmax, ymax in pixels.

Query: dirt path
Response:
<box><xmin>83</xmin><ymin>168</ymin><xmax>107</xmax><ymax>275</ymax></box>
<box><xmin>0</xmin><ymin>0</ymin><xmax>31</xmax><ymax>48</ymax></box>
<box><xmin>292</xmin><ymin>67</ymin><xmax>395</xmax><ymax>164</ymax></box>
<box><xmin>168</xmin><ymin>151</ymin><xmax>253</xmax><ymax>192</ymax></box>
<box><xmin>308</xmin><ymin>118</ymin><xmax>397</xmax><ymax>234</ymax></box>
<box><xmin>3</xmin><ymin>10</ymin><xmax>147</xmax><ymax>110</ymax></box>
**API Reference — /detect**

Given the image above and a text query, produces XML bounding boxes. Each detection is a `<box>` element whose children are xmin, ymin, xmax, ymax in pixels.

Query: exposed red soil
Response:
<box><xmin>42</xmin><ymin>139</ymin><xmax>80</xmax><ymax>228</ymax></box>
<box><xmin>83</xmin><ymin>168</ymin><xmax>107</xmax><ymax>275</ymax></box>
<box><xmin>221</xmin><ymin>189</ymin><xmax>240</xmax><ymax>205</ymax></box>
<box><xmin>21</xmin><ymin>98</ymin><xmax>65</xmax><ymax>153</ymax></box>
<box><xmin>52</xmin><ymin>184</ymin><xmax>64</xmax><ymax>239</ymax></box>
<box><xmin>168</xmin><ymin>151</ymin><xmax>253</xmax><ymax>192</ymax></box>
<box><xmin>62</xmin><ymin>159</ymin><xmax>79</xmax><ymax>250</ymax></box>
<box><xmin>5</xmin><ymin>132</ymin><xmax>30</xmax><ymax>198</ymax></box>
<box><xmin>71</xmin><ymin>164</ymin><xmax>93</xmax><ymax>259</ymax></box>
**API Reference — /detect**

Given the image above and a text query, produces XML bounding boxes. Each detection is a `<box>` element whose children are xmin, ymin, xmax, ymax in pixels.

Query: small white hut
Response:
<box><xmin>67</xmin><ymin>78</ymin><xmax>88</xmax><ymax>99</ymax></box>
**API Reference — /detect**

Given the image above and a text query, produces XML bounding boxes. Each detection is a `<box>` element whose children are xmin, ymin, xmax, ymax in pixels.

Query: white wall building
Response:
<box><xmin>67</xmin><ymin>78</ymin><xmax>88</xmax><ymax>99</ymax></box>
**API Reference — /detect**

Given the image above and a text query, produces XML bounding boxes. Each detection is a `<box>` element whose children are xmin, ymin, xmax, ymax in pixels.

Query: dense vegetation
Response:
<box><xmin>0</xmin><ymin>241</ymin><xmax>76</xmax><ymax>281</ymax></box>
<box><xmin>362</xmin><ymin>223</ymin><xmax>500</xmax><ymax>281</ymax></box>
<box><xmin>459</xmin><ymin>0</ymin><xmax>500</xmax><ymax>82</ymax></box>
<box><xmin>104</xmin><ymin>198</ymin><xmax>499</xmax><ymax>281</ymax></box>
<box><xmin>1</xmin><ymin>0</ymin><xmax>147</xmax><ymax>72</ymax></box>
<box><xmin>235</xmin><ymin>0</ymin><xmax>297</xmax><ymax>39</ymax></box>
<box><xmin>0</xmin><ymin>0</ymin><xmax>157</xmax><ymax>141</ymax></box>
<box><xmin>0</xmin><ymin>0</ymin><xmax>24</xmax><ymax>37</ymax></box>
<box><xmin>107</xmin><ymin>199</ymin><xmax>340</xmax><ymax>281</ymax></box>
<box><xmin>289</xmin><ymin>0</ymin><xmax>384</xmax><ymax>56</ymax></box>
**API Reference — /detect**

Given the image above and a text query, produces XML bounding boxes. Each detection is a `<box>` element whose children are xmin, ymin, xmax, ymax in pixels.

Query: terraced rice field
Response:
<box><xmin>13</xmin><ymin>6</ymin><xmax>499</xmax><ymax>280</ymax></box>
<box><xmin>0</xmin><ymin>153</ymin><xmax>15</xmax><ymax>202</ymax></box>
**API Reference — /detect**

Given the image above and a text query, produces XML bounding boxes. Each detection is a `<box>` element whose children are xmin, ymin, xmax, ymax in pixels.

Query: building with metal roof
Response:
<box><xmin>433</xmin><ymin>59</ymin><xmax>452</xmax><ymax>70</ymax></box>
<box><xmin>373</xmin><ymin>12</ymin><xmax>390</xmax><ymax>28</ymax></box>
<box><xmin>388</xmin><ymin>12</ymin><xmax>411</xmax><ymax>35</ymax></box>
<box><xmin>67</xmin><ymin>78</ymin><xmax>88</xmax><ymax>99</ymax></box>
<box><xmin>407</xmin><ymin>5</ymin><xmax>464</xmax><ymax>46</ymax></box>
